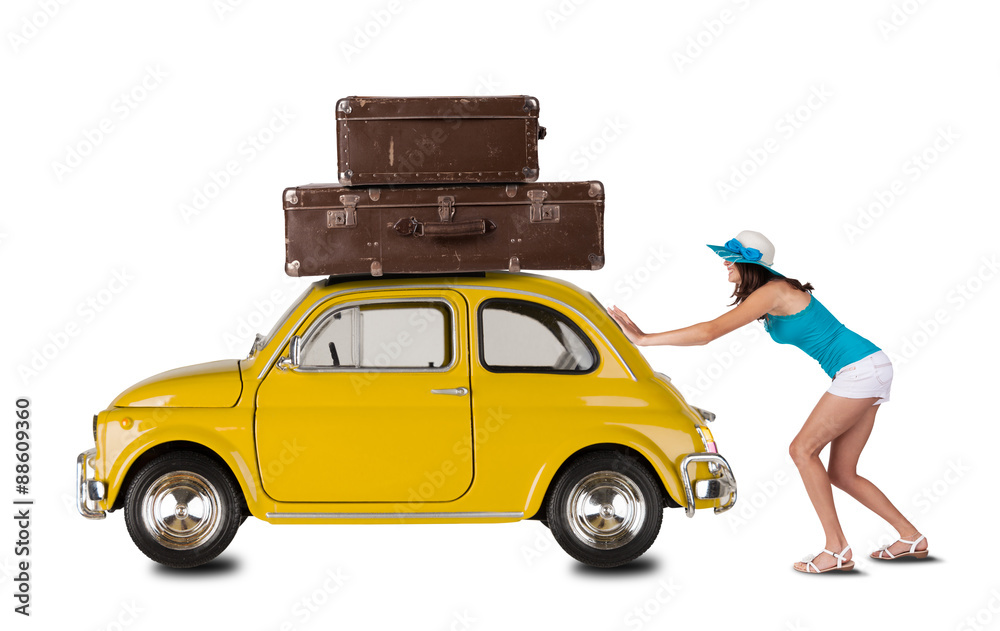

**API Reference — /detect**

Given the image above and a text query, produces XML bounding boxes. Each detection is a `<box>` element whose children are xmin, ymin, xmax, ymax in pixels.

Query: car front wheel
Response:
<box><xmin>547</xmin><ymin>451</ymin><xmax>663</xmax><ymax>568</ymax></box>
<box><xmin>124</xmin><ymin>451</ymin><xmax>243</xmax><ymax>568</ymax></box>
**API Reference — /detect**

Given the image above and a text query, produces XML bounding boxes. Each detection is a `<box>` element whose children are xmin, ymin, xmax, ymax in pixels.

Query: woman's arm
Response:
<box><xmin>608</xmin><ymin>284</ymin><xmax>779</xmax><ymax>347</ymax></box>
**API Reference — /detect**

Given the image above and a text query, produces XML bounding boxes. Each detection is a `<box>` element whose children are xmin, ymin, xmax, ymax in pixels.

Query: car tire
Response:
<box><xmin>547</xmin><ymin>451</ymin><xmax>663</xmax><ymax>568</ymax></box>
<box><xmin>124</xmin><ymin>451</ymin><xmax>243</xmax><ymax>568</ymax></box>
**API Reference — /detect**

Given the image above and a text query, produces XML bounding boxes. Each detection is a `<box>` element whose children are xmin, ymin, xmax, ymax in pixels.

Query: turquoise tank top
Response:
<box><xmin>763</xmin><ymin>294</ymin><xmax>880</xmax><ymax>378</ymax></box>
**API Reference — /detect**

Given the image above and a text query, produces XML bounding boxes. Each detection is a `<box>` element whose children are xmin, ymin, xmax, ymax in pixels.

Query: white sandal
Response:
<box><xmin>794</xmin><ymin>545</ymin><xmax>855</xmax><ymax>573</ymax></box>
<box><xmin>870</xmin><ymin>534</ymin><xmax>928</xmax><ymax>560</ymax></box>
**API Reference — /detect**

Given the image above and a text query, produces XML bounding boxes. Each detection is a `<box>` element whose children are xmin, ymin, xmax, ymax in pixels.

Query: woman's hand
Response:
<box><xmin>607</xmin><ymin>306</ymin><xmax>647</xmax><ymax>346</ymax></box>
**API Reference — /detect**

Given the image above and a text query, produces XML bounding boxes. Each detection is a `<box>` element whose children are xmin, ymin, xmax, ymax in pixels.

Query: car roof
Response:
<box><xmin>316</xmin><ymin>271</ymin><xmax>601</xmax><ymax>307</ymax></box>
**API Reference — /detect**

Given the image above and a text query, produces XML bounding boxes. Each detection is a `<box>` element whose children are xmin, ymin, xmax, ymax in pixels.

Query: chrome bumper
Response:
<box><xmin>76</xmin><ymin>448</ymin><xmax>106</xmax><ymax>520</ymax></box>
<box><xmin>679</xmin><ymin>453</ymin><xmax>737</xmax><ymax>518</ymax></box>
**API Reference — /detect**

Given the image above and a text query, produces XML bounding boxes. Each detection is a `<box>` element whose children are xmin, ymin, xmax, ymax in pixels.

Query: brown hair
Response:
<box><xmin>729</xmin><ymin>262</ymin><xmax>815</xmax><ymax>321</ymax></box>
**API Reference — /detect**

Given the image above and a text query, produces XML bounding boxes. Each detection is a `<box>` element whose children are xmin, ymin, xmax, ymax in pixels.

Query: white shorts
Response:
<box><xmin>827</xmin><ymin>350</ymin><xmax>893</xmax><ymax>405</ymax></box>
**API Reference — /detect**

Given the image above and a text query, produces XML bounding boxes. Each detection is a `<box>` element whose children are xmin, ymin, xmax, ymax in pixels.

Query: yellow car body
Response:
<box><xmin>77</xmin><ymin>271</ymin><xmax>736</xmax><ymax>567</ymax></box>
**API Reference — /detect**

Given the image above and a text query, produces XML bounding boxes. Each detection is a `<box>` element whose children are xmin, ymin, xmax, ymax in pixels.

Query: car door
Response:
<box><xmin>255</xmin><ymin>289</ymin><xmax>473</xmax><ymax>503</ymax></box>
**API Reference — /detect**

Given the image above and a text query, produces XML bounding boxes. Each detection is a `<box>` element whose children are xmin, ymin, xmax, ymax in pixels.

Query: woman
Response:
<box><xmin>607</xmin><ymin>230</ymin><xmax>928</xmax><ymax>573</ymax></box>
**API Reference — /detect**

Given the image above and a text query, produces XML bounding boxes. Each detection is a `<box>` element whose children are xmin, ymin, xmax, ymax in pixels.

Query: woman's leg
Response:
<box><xmin>789</xmin><ymin>392</ymin><xmax>879</xmax><ymax>571</ymax></box>
<box><xmin>828</xmin><ymin>403</ymin><xmax>927</xmax><ymax>556</ymax></box>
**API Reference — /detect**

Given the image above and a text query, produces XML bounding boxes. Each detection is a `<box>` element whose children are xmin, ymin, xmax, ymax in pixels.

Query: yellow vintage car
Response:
<box><xmin>76</xmin><ymin>271</ymin><xmax>736</xmax><ymax>568</ymax></box>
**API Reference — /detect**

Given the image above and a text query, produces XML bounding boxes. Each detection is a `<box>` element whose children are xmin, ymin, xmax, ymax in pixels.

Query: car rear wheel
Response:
<box><xmin>124</xmin><ymin>452</ymin><xmax>243</xmax><ymax>568</ymax></box>
<box><xmin>547</xmin><ymin>451</ymin><xmax>663</xmax><ymax>568</ymax></box>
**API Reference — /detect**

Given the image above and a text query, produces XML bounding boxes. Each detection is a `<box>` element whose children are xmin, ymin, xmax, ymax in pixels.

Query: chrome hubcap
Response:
<box><xmin>566</xmin><ymin>470</ymin><xmax>645</xmax><ymax>549</ymax></box>
<box><xmin>142</xmin><ymin>471</ymin><xmax>221</xmax><ymax>550</ymax></box>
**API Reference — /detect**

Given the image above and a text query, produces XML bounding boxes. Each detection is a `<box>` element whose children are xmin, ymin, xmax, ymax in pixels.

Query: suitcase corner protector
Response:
<box><xmin>285</xmin><ymin>260</ymin><xmax>301</xmax><ymax>277</ymax></box>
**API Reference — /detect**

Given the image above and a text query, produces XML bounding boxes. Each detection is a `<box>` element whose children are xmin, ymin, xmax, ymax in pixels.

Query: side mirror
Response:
<box><xmin>277</xmin><ymin>336</ymin><xmax>301</xmax><ymax>371</ymax></box>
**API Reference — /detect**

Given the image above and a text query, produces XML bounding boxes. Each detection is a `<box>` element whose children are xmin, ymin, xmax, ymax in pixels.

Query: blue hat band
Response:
<box><xmin>724</xmin><ymin>238</ymin><xmax>763</xmax><ymax>264</ymax></box>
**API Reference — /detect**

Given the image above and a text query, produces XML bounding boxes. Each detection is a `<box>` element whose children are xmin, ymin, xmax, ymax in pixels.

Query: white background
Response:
<box><xmin>2</xmin><ymin>0</ymin><xmax>998</xmax><ymax>629</ymax></box>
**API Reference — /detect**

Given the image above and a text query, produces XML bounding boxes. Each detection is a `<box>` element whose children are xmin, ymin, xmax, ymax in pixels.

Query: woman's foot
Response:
<box><xmin>793</xmin><ymin>545</ymin><xmax>854</xmax><ymax>573</ymax></box>
<box><xmin>870</xmin><ymin>532</ymin><xmax>928</xmax><ymax>559</ymax></box>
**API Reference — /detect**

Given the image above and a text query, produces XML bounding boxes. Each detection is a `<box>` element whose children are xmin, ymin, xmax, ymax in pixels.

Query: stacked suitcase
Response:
<box><xmin>284</xmin><ymin>96</ymin><xmax>605</xmax><ymax>277</ymax></box>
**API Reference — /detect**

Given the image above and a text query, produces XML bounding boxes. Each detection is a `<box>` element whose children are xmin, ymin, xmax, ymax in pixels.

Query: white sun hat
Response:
<box><xmin>706</xmin><ymin>230</ymin><xmax>784</xmax><ymax>277</ymax></box>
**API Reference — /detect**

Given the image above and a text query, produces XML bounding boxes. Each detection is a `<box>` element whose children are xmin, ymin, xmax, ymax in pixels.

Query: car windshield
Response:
<box><xmin>248</xmin><ymin>284</ymin><xmax>314</xmax><ymax>358</ymax></box>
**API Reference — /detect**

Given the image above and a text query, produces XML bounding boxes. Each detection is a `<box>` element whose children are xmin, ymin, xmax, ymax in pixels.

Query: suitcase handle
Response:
<box><xmin>393</xmin><ymin>216</ymin><xmax>497</xmax><ymax>237</ymax></box>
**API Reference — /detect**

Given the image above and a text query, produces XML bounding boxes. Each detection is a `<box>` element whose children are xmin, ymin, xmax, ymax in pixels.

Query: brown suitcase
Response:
<box><xmin>284</xmin><ymin>181</ymin><xmax>604</xmax><ymax>277</ymax></box>
<box><xmin>336</xmin><ymin>96</ymin><xmax>546</xmax><ymax>186</ymax></box>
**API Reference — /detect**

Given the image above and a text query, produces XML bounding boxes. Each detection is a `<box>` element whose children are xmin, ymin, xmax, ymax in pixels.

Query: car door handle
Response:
<box><xmin>430</xmin><ymin>387</ymin><xmax>469</xmax><ymax>396</ymax></box>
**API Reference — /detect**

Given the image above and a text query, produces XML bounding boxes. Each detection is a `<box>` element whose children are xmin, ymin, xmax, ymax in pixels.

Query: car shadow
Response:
<box><xmin>152</xmin><ymin>556</ymin><xmax>240</xmax><ymax>577</ymax></box>
<box><xmin>572</xmin><ymin>556</ymin><xmax>660</xmax><ymax>577</ymax></box>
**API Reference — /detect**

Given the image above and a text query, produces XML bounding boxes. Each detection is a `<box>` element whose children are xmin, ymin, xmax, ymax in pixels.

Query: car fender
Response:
<box><xmin>101</xmin><ymin>420</ymin><xmax>268</xmax><ymax>517</ymax></box>
<box><xmin>520</xmin><ymin>424</ymin><xmax>693</xmax><ymax>518</ymax></box>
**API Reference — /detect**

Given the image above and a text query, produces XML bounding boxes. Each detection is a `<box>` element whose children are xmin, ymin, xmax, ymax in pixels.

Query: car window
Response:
<box><xmin>478</xmin><ymin>298</ymin><xmax>597</xmax><ymax>373</ymax></box>
<box><xmin>300</xmin><ymin>301</ymin><xmax>452</xmax><ymax>369</ymax></box>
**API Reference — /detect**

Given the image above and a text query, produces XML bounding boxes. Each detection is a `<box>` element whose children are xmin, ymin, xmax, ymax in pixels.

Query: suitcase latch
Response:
<box><xmin>329</xmin><ymin>194</ymin><xmax>359</xmax><ymax>229</ymax></box>
<box><xmin>528</xmin><ymin>190</ymin><xmax>560</xmax><ymax>223</ymax></box>
<box><xmin>438</xmin><ymin>196</ymin><xmax>456</xmax><ymax>222</ymax></box>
